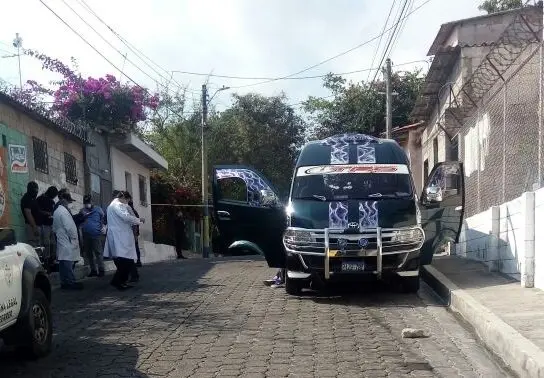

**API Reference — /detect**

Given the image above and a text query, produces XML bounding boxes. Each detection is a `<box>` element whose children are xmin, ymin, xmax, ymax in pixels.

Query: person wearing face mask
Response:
<box><xmin>20</xmin><ymin>181</ymin><xmax>40</xmax><ymax>246</ymax></box>
<box><xmin>53</xmin><ymin>189</ymin><xmax>83</xmax><ymax>290</ymax></box>
<box><xmin>80</xmin><ymin>194</ymin><xmax>106</xmax><ymax>277</ymax></box>
<box><xmin>104</xmin><ymin>191</ymin><xmax>144</xmax><ymax>291</ymax></box>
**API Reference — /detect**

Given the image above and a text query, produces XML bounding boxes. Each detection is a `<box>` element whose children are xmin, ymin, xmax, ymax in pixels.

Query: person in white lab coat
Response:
<box><xmin>104</xmin><ymin>191</ymin><xmax>144</xmax><ymax>291</ymax></box>
<box><xmin>53</xmin><ymin>189</ymin><xmax>84</xmax><ymax>290</ymax></box>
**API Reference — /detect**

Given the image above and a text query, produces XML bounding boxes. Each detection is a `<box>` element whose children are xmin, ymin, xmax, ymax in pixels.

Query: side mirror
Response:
<box><xmin>423</xmin><ymin>186</ymin><xmax>442</xmax><ymax>203</ymax></box>
<box><xmin>0</xmin><ymin>228</ymin><xmax>16</xmax><ymax>250</ymax></box>
<box><xmin>259</xmin><ymin>189</ymin><xmax>279</xmax><ymax>207</ymax></box>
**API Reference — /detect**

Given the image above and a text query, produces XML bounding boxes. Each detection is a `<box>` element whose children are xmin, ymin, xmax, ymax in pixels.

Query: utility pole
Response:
<box><xmin>384</xmin><ymin>58</ymin><xmax>392</xmax><ymax>139</ymax></box>
<box><xmin>13</xmin><ymin>33</ymin><xmax>23</xmax><ymax>90</ymax></box>
<box><xmin>201</xmin><ymin>84</ymin><xmax>210</xmax><ymax>258</ymax></box>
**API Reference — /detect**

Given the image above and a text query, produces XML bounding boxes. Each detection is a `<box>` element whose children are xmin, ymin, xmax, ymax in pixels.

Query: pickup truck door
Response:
<box><xmin>212</xmin><ymin>165</ymin><xmax>287</xmax><ymax>268</ymax></box>
<box><xmin>419</xmin><ymin>161</ymin><xmax>465</xmax><ymax>265</ymax></box>
<box><xmin>0</xmin><ymin>229</ymin><xmax>23</xmax><ymax>330</ymax></box>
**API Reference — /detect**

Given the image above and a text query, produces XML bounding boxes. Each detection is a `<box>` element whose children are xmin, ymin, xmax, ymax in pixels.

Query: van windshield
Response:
<box><xmin>291</xmin><ymin>164</ymin><xmax>413</xmax><ymax>201</ymax></box>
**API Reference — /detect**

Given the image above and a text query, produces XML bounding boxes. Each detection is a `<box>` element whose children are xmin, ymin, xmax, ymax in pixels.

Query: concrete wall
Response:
<box><xmin>457</xmin><ymin>188</ymin><xmax>542</xmax><ymax>289</ymax></box>
<box><xmin>85</xmin><ymin>129</ymin><xmax>113</xmax><ymax>209</ymax></box>
<box><xmin>110</xmin><ymin>146</ymin><xmax>153</xmax><ymax>241</ymax></box>
<box><xmin>0</xmin><ymin>102</ymin><xmax>86</xmax><ymax>239</ymax></box>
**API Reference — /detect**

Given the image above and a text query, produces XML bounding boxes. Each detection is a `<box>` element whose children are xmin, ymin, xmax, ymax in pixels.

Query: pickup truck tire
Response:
<box><xmin>397</xmin><ymin>275</ymin><xmax>420</xmax><ymax>293</ymax></box>
<box><xmin>17</xmin><ymin>288</ymin><xmax>53</xmax><ymax>359</ymax></box>
<box><xmin>285</xmin><ymin>274</ymin><xmax>303</xmax><ymax>296</ymax></box>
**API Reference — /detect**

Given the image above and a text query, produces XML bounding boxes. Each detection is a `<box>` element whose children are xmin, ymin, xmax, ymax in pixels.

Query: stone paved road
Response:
<box><xmin>1</xmin><ymin>257</ymin><xmax>511</xmax><ymax>378</ymax></box>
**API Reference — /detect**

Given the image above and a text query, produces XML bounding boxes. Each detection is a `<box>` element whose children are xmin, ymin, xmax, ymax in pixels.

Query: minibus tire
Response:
<box><xmin>285</xmin><ymin>274</ymin><xmax>302</xmax><ymax>296</ymax></box>
<box><xmin>398</xmin><ymin>275</ymin><xmax>420</xmax><ymax>293</ymax></box>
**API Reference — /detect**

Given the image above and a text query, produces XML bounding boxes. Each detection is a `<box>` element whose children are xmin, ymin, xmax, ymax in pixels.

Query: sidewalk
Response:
<box><xmin>422</xmin><ymin>255</ymin><xmax>544</xmax><ymax>378</ymax></box>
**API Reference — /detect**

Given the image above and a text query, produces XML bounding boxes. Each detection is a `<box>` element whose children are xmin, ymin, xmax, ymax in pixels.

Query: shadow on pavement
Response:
<box><xmin>0</xmin><ymin>338</ymin><xmax>149</xmax><ymax>378</ymax></box>
<box><xmin>0</xmin><ymin>258</ymin><xmax>215</xmax><ymax>377</ymax></box>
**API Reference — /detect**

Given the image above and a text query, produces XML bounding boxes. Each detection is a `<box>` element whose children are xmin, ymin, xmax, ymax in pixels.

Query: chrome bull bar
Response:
<box><xmin>283</xmin><ymin>226</ymin><xmax>425</xmax><ymax>280</ymax></box>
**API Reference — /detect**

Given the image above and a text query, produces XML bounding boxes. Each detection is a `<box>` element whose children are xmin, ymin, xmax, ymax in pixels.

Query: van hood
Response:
<box><xmin>287</xmin><ymin>198</ymin><xmax>417</xmax><ymax>230</ymax></box>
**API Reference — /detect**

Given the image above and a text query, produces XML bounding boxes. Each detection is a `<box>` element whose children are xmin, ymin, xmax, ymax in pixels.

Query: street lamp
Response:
<box><xmin>201</xmin><ymin>84</ymin><xmax>230</xmax><ymax>258</ymax></box>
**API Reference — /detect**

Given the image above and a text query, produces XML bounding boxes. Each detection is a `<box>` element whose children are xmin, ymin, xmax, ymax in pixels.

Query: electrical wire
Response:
<box><xmin>366</xmin><ymin>0</ymin><xmax>397</xmax><ymax>83</ymax></box>
<box><xmin>60</xmin><ymin>0</ymin><xmax>200</xmax><ymax>96</ymax></box>
<box><xmin>74</xmin><ymin>0</ymin><xmax>195</xmax><ymax>95</ymax></box>
<box><xmin>370</xmin><ymin>0</ymin><xmax>410</xmax><ymax>84</ymax></box>
<box><xmin>74</xmin><ymin>0</ymin><xmax>431</xmax><ymax>89</ymax></box>
<box><xmin>38</xmin><ymin>0</ymin><xmax>192</xmax><ymax>120</ymax></box>
<box><xmin>389</xmin><ymin>0</ymin><xmax>415</xmax><ymax>57</ymax></box>
<box><xmin>228</xmin><ymin>0</ymin><xmax>432</xmax><ymax>89</ymax></box>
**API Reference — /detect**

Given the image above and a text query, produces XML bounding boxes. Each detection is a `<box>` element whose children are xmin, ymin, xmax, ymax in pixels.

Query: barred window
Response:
<box><xmin>32</xmin><ymin>137</ymin><xmax>48</xmax><ymax>174</ymax></box>
<box><xmin>64</xmin><ymin>153</ymin><xmax>77</xmax><ymax>185</ymax></box>
<box><xmin>138</xmin><ymin>174</ymin><xmax>147</xmax><ymax>206</ymax></box>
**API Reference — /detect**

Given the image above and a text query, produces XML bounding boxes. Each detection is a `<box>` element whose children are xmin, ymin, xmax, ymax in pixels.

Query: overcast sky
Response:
<box><xmin>0</xmin><ymin>0</ymin><xmax>484</xmax><ymax>112</ymax></box>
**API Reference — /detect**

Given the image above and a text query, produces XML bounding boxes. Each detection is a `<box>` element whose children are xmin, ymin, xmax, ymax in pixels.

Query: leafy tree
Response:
<box><xmin>208</xmin><ymin>93</ymin><xmax>306</xmax><ymax>196</ymax></box>
<box><xmin>303</xmin><ymin>69</ymin><xmax>424</xmax><ymax>139</ymax></box>
<box><xmin>478</xmin><ymin>0</ymin><xmax>523</xmax><ymax>13</ymax></box>
<box><xmin>147</xmin><ymin>92</ymin><xmax>306</xmax><ymax>199</ymax></box>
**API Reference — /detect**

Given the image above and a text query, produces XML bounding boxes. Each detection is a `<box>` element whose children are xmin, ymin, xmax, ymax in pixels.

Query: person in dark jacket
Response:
<box><xmin>36</xmin><ymin>186</ymin><xmax>58</xmax><ymax>270</ymax></box>
<box><xmin>126</xmin><ymin>193</ymin><xmax>141</xmax><ymax>282</ymax></box>
<box><xmin>80</xmin><ymin>194</ymin><xmax>106</xmax><ymax>277</ymax></box>
<box><xmin>174</xmin><ymin>210</ymin><xmax>187</xmax><ymax>259</ymax></box>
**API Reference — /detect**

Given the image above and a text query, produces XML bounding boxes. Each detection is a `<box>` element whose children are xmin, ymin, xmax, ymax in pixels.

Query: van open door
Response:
<box><xmin>211</xmin><ymin>165</ymin><xmax>287</xmax><ymax>268</ymax></box>
<box><xmin>419</xmin><ymin>161</ymin><xmax>465</xmax><ymax>265</ymax></box>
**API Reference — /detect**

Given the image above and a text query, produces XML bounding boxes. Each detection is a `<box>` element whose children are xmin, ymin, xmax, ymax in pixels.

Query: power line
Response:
<box><xmin>371</xmin><ymin>0</ymin><xmax>410</xmax><ymax>84</ymax></box>
<box><xmin>38</xmin><ymin>0</ymin><xmax>193</xmax><ymax>120</ymax></box>
<box><xmin>172</xmin><ymin>64</ymin><xmax>403</xmax><ymax>81</ymax></box>
<box><xmin>389</xmin><ymin>0</ymin><xmax>415</xmax><ymax>57</ymax></box>
<box><xmin>59</xmin><ymin>0</ymin><xmax>199</xmax><ymax>96</ymax></box>
<box><xmin>228</xmin><ymin>0</ymin><xmax>433</xmax><ymax>90</ymax></box>
<box><xmin>366</xmin><ymin>0</ymin><xmax>397</xmax><ymax>83</ymax></box>
<box><xmin>74</xmin><ymin>0</ymin><xmax>195</xmax><ymax>95</ymax></box>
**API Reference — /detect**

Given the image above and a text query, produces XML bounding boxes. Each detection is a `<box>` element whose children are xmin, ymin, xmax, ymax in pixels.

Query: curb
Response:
<box><xmin>422</xmin><ymin>265</ymin><xmax>544</xmax><ymax>378</ymax></box>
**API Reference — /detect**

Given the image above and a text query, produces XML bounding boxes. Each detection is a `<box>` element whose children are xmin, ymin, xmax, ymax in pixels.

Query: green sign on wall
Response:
<box><xmin>0</xmin><ymin>123</ymin><xmax>29</xmax><ymax>242</ymax></box>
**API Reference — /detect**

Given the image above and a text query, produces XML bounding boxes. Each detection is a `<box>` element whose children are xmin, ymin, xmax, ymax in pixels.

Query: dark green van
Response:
<box><xmin>212</xmin><ymin>133</ymin><xmax>465</xmax><ymax>295</ymax></box>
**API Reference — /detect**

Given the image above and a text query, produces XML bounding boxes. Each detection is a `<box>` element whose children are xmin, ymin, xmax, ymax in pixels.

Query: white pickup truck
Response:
<box><xmin>0</xmin><ymin>228</ymin><xmax>52</xmax><ymax>358</ymax></box>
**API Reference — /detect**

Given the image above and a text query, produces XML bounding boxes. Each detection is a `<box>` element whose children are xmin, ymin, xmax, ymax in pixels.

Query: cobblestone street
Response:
<box><xmin>1</xmin><ymin>258</ymin><xmax>511</xmax><ymax>378</ymax></box>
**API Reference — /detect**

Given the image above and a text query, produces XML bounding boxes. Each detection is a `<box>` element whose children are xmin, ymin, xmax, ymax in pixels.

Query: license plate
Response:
<box><xmin>341</xmin><ymin>261</ymin><xmax>365</xmax><ymax>272</ymax></box>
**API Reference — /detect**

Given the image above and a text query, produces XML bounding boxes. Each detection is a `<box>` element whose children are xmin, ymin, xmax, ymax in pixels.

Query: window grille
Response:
<box><xmin>32</xmin><ymin>137</ymin><xmax>48</xmax><ymax>174</ymax></box>
<box><xmin>64</xmin><ymin>153</ymin><xmax>78</xmax><ymax>185</ymax></box>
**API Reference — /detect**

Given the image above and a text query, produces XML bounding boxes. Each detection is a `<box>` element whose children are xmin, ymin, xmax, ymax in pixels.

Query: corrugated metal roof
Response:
<box><xmin>428</xmin><ymin>4</ymin><xmax>541</xmax><ymax>55</ymax></box>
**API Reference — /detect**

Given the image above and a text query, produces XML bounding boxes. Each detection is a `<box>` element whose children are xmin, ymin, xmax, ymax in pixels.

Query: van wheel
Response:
<box><xmin>17</xmin><ymin>288</ymin><xmax>53</xmax><ymax>359</ymax></box>
<box><xmin>285</xmin><ymin>274</ymin><xmax>303</xmax><ymax>296</ymax></box>
<box><xmin>397</xmin><ymin>275</ymin><xmax>420</xmax><ymax>293</ymax></box>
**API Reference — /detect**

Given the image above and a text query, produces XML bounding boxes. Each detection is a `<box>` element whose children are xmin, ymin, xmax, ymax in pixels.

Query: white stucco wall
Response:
<box><xmin>457</xmin><ymin>189</ymin><xmax>541</xmax><ymax>289</ymax></box>
<box><xmin>110</xmin><ymin>146</ymin><xmax>153</xmax><ymax>241</ymax></box>
<box><xmin>534</xmin><ymin>189</ymin><xmax>544</xmax><ymax>290</ymax></box>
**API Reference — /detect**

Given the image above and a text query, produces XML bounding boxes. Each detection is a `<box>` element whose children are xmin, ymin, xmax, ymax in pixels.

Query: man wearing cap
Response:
<box><xmin>80</xmin><ymin>194</ymin><xmax>106</xmax><ymax>277</ymax></box>
<box><xmin>52</xmin><ymin>189</ymin><xmax>83</xmax><ymax>290</ymax></box>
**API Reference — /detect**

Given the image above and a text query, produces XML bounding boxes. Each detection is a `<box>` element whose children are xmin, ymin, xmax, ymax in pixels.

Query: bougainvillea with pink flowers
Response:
<box><xmin>52</xmin><ymin>74</ymin><xmax>159</xmax><ymax>130</ymax></box>
<box><xmin>6</xmin><ymin>49</ymin><xmax>160</xmax><ymax>132</ymax></box>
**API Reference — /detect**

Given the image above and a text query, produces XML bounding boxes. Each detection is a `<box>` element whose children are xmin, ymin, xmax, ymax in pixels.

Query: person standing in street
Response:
<box><xmin>174</xmin><ymin>210</ymin><xmax>188</xmax><ymax>259</ymax></box>
<box><xmin>80</xmin><ymin>194</ymin><xmax>106</xmax><ymax>277</ymax></box>
<box><xmin>126</xmin><ymin>194</ymin><xmax>141</xmax><ymax>282</ymax></box>
<box><xmin>53</xmin><ymin>189</ymin><xmax>83</xmax><ymax>290</ymax></box>
<box><xmin>104</xmin><ymin>191</ymin><xmax>144</xmax><ymax>291</ymax></box>
<box><xmin>20</xmin><ymin>181</ymin><xmax>40</xmax><ymax>247</ymax></box>
<box><xmin>36</xmin><ymin>186</ymin><xmax>58</xmax><ymax>271</ymax></box>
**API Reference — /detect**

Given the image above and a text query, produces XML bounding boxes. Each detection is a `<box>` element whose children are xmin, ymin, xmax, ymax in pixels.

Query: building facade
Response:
<box><xmin>410</xmin><ymin>4</ymin><xmax>542</xmax><ymax>217</ymax></box>
<box><xmin>109</xmin><ymin>132</ymin><xmax>168</xmax><ymax>242</ymax></box>
<box><xmin>0</xmin><ymin>91</ymin><xmax>88</xmax><ymax>241</ymax></box>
